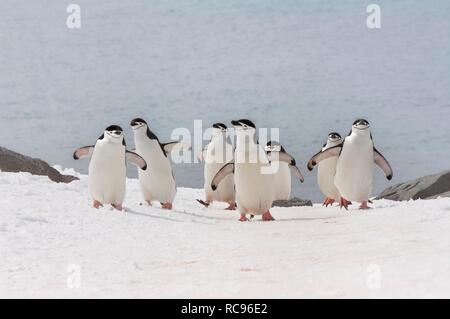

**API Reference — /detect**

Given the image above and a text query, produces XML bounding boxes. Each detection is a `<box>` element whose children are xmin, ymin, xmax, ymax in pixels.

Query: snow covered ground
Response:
<box><xmin>1</xmin><ymin>169</ymin><xmax>450</xmax><ymax>298</ymax></box>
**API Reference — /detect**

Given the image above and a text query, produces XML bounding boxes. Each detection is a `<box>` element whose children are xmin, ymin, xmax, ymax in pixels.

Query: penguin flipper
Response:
<box><xmin>307</xmin><ymin>144</ymin><xmax>343</xmax><ymax>171</ymax></box>
<box><xmin>373</xmin><ymin>147</ymin><xmax>393</xmax><ymax>180</ymax></box>
<box><xmin>73</xmin><ymin>146</ymin><xmax>94</xmax><ymax>160</ymax></box>
<box><xmin>126</xmin><ymin>151</ymin><xmax>148</xmax><ymax>171</ymax></box>
<box><xmin>162</xmin><ymin>141</ymin><xmax>192</xmax><ymax>153</ymax></box>
<box><xmin>211</xmin><ymin>161</ymin><xmax>234</xmax><ymax>191</ymax></box>
<box><xmin>268</xmin><ymin>151</ymin><xmax>297</xmax><ymax>166</ymax></box>
<box><xmin>290</xmin><ymin>165</ymin><xmax>305</xmax><ymax>183</ymax></box>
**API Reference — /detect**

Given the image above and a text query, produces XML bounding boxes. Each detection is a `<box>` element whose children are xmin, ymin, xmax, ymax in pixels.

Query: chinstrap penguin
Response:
<box><xmin>307</xmin><ymin>119</ymin><xmax>393</xmax><ymax>210</ymax></box>
<box><xmin>315</xmin><ymin>132</ymin><xmax>343</xmax><ymax>207</ymax></box>
<box><xmin>197</xmin><ymin>123</ymin><xmax>236</xmax><ymax>210</ymax></box>
<box><xmin>73</xmin><ymin>125</ymin><xmax>147</xmax><ymax>211</ymax></box>
<box><xmin>264</xmin><ymin>140</ymin><xmax>304</xmax><ymax>201</ymax></box>
<box><xmin>130</xmin><ymin>118</ymin><xmax>190</xmax><ymax>210</ymax></box>
<box><xmin>211</xmin><ymin>119</ymin><xmax>296</xmax><ymax>221</ymax></box>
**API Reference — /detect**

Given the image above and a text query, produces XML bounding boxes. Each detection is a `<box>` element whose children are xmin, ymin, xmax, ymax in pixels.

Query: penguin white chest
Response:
<box><xmin>204</xmin><ymin>141</ymin><xmax>235</xmax><ymax>203</ymax></box>
<box><xmin>234</xmin><ymin>150</ymin><xmax>275</xmax><ymax>215</ymax></box>
<box><xmin>135</xmin><ymin>139</ymin><xmax>176</xmax><ymax>203</ymax></box>
<box><xmin>88</xmin><ymin>141</ymin><xmax>126</xmax><ymax>205</ymax></box>
<box><xmin>272</xmin><ymin>161</ymin><xmax>291</xmax><ymax>200</ymax></box>
<box><xmin>334</xmin><ymin>135</ymin><xmax>374</xmax><ymax>201</ymax></box>
<box><xmin>317</xmin><ymin>156</ymin><xmax>340</xmax><ymax>200</ymax></box>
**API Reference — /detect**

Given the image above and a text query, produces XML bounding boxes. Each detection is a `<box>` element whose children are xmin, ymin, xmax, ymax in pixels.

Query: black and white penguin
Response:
<box><xmin>211</xmin><ymin>119</ymin><xmax>296</xmax><ymax>221</ymax></box>
<box><xmin>197</xmin><ymin>123</ymin><xmax>236</xmax><ymax>210</ymax></box>
<box><xmin>307</xmin><ymin>119</ymin><xmax>393</xmax><ymax>209</ymax></box>
<box><xmin>264</xmin><ymin>140</ymin><xmax>304</xmax><ymax>200</ymax></box>
<box><xmin>130</xmin><ymin>118</ymin><xmax>190</xmax><ymax>210</ymax></box>
<box><xmin>73</xmin><ymin>125</ymin><xmax>147</xmax><ymax>211</ymax></box>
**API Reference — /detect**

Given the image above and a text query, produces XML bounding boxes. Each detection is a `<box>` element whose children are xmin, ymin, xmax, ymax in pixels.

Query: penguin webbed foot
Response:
<box><xmin>359</xmin><ymin>201</ymin><xmax>371</xmax><ymax>210</ymax></box>
<box><xmin>93</xmin><ymin>200</ymin><xmax>103</xmax><ymax>209</ymax></box>
<box><xmin>111</xmin><ymin>203</ymin><xmax>123</xmax><ymax>211</ymax></box>
<box><xmin>322</xmin><ymin>197</ymin><xmax>335</xmax><ymax>207</ymax></box>
<box><xmin>262</xmin><ymin>211</ymin><xmax>275</xmax><ymax>221</ymax></box>
<box><xmin>161</xmin><ymin>202</ymin><xmax>173</xmax><ymax>210</ymax></box>
<box><xmin>339</xmin><ymin>198</ymin><xmax>350</xmax><ymax>211</ymax></box>
<box><xmin>239</xmin><ymin>215</ymin><xmax>249</xmax><ymax>222</ymax></box>
<box><xmin>225</xmin><ymin>202</ymin><xmax>236</xmax><ymax>210</ymax></box>
<box><xmin>196</xmin><ymin>199</ymin><xmax>210</xmax><ymax>207</ymax></box>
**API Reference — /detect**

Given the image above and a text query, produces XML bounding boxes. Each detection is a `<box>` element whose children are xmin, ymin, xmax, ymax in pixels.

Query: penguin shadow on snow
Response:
<box><xmin>276</xmin><ymin>215</ymin><xmax>346</xmax><ymax>222</ymax></box>
<box><xmin>122</xmin><ymin>207</ymin><xmax>183</xmax><ymax>223</ymax></box>
<box><xmin>126</xmin><ymin>204</ymin><xmax>222</xmax><ymax>225</ymax></box>
<box><xmin>170</xmin><ymin>207</ymin><xmax>233</xmax><ymax>222</ymax></box>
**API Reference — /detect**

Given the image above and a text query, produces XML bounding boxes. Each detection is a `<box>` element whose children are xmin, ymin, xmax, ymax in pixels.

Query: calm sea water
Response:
<box><xmin>1</xmin><ymin>0</ymin><xmax>449</xmax><ymax>201</ymax></box>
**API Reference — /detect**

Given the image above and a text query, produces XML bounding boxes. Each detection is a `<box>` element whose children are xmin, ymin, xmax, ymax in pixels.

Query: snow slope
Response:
<box><xmin>1</xmin><ymin>170</ymin><xmax>450</xmax><ymax>298</ymax></box>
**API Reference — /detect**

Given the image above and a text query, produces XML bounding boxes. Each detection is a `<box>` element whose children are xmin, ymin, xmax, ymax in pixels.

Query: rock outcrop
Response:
<box><xmin>377</xmin><ymin>171</ymin><xmax>450</xmax><ymax>201</ymax></box>
<box><xmin>0</xmin><ymin>146</ymin><xmax>78</xmax><ymax>183</ymax></box>
<box><xmin>272</xmin><ymin>197</ymin><xmax>313</xmax><ymax>207</ymax></box>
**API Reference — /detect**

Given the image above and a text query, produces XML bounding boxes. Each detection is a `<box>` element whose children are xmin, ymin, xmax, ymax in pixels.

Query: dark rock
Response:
<box><xmin>0</xmin><ymin>146</ymin><xmax>78</xmax><ymax>183</ymax></box>
<box><xmin>272</xmin><ymin>197</ymin><xmax>313</xmax><ymax>207</ymax></box>
<box><xmin>377</xmin><ymin>171</ymin><xmax>450</xmax><ymax>201</ymax></box>
<box><xmin>426</xmin><ymin>191</ymin><xmax>450</xmax><ymax>199</ymax></box>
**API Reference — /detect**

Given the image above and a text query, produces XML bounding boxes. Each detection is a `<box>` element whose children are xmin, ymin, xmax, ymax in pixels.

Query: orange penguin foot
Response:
<box><xmin>161</xmin><ymin>202</ymin><xmax>173</xmax><ymax>210</ymax></box>
<box><xmin>112</xmin><ymin>204</ymin><xmax>123</xmax><ymax>211</ymax></box>
<box><xmin>239</xmin><ymin>214</ymin><xmax>249</xmax><ymax>222</ymax></box>
<box><xmin>359</xmin><ymin>201</ymin><xmax>371</xmax><ymax>210</ymax></box>
<box><xmin>322</xmin><ymin>197</ymin><xmax>335</xmax><ymax>207</ymax></box>
<box><xmin>339</xmin><ymin>198</ymin><xmax>350</xmax><ymax>210</ymax></box>
<box><xmin>196</xmin><ymin>199</ymin><xmax>210</xmax><ymax>207</ymax></box>
<box><xmin>262</xmin><ymin>211</ymin><xmax>275</xmax><ymax>221</ymax></box>
<box><xmin>93</xmin><ymin>200</ymin><xmax>103</xmax><ymax>209</ymax></box>
<box><xmin>225</xmin><ymin>202</ymin><xmax>237</xmax><ymax>210</ymax></box>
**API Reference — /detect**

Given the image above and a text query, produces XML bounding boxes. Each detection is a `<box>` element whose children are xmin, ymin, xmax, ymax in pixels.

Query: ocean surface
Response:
<box><xmin>1</xmin><ymin>0</ymin><xmax>449</xmax><ymax>202</ymax></box>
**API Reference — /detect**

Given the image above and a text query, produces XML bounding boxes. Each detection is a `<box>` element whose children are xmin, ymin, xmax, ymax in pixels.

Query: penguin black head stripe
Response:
<box><xmin>130</xmin><ymin>118</ymin><xmax>148</xmax><ymax>128</ymax></box>
<box><xmin>105</xmin><ymin>125</ymin><xmax>123</xmax><ymax>133</ymax></box>
<box><xmin>265</xmin><ymin>140</ymin><xmax>285</xmax><ymax>152</ymax></box>
<box><xmin>328</xmin><ymin>132</ymin><xmax>342</xmax><ymax>140</ymax></box>
<box><xmin>231</xmin><ymin>119</ymin><xmax>256</xmax><ymax>129</ymax></box>
<box><xmin>212</xmin><ymin>123</ymin><xmax>227</xmax><ymax>130</ymax></box>
<box><xmin>353</xmin><ymin>119</ymin><xmax>370</xmax><ymax>127</ymax></box>
<box><xmin>102</xmin><ymin>125</ymin><xmax>125</xmax><ymax>145</ymax></box>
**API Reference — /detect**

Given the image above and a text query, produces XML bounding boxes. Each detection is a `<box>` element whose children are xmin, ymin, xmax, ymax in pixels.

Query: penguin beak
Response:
<box><xmin>130</xmin><ymin>121</ymin><xmax>144</xmax><ymax>130</ymax></box>
<box><xmin>107</xmin><ymin>130</ymin><xmax>122</xmax><ymax>138</ymax></box>
<box><xmin>353</xmin><ymin>120</ymin><xmax>370</xmax><ymax>130</ymax></box>
<box><xmin>354</xmin><ymin>123</ymin><xmax>370</xmax><ymax>130</ymax></box>
<box><xmin>329</xmin><ymin>134</ymin><xmax>341</xmax><ymax>141</ymax></box>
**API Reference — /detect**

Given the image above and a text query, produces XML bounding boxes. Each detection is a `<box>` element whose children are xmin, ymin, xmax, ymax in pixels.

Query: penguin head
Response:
<box><xmin>352</xmin><ymin>119</ymin><xmax>370</xmax><ymax>131</ymax></box>
<box><xmin>212</xmin><ymin>123</ymin><xmax>227</xmax><ymax>135</ymax></box>
<box><xmin>104</xmin><ymin>125</ymin><xmax>124</xmax><ymax>144</ymax></box>
<box><xmin>130</xmin><ymin>118</ymin><xmax>148</xmax><ymax>131</ymax></box>
<box><xmin>327</xmin><ymin>132</ymin><xmax>342</xmax><ymax>143</ymax></box>
<box><xmin>231</xmin><ymin>119</ymin><xmax>256</xmax><ymax>134</ymax></box>
<box><xmin>264</xmin><ymin>140</ymin><xmax>285</xmax><ymax>153</ymax></box>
